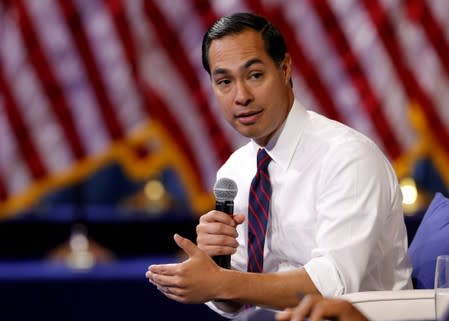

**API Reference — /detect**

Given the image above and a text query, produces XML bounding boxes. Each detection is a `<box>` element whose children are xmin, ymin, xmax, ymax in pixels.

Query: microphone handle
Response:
<box><xmin>213</xmin><ymin>200</ymin><xmax>234</xmax><ymax>269</ymax></box>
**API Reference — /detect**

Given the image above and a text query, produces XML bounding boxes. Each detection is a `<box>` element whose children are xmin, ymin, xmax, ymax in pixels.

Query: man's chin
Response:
<box><xmin>236</xmin><ymin>129</ymin><xmax>258</xmax><ymax>140</ymax></box>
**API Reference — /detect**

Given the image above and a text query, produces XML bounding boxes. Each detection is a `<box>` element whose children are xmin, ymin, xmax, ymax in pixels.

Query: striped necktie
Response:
<box><xmin>247</xmin><ymin>148</ymin><xmax>272</xmax><ymax>273</ymax></box>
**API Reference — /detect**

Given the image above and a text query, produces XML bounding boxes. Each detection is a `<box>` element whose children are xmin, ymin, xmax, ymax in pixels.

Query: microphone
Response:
<box><xmin>212</xmin><ymin>177</ymin><xmax>238</xmax><ymax>269</ymax></box>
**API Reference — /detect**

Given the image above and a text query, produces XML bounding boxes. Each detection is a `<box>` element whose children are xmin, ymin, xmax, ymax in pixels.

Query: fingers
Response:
<box><xmin>309</xmin><ymin>300</ymin><xmax>369</xmax><ymax>321</ymax></box>
<box><xmin>173</xmin><ymin>234</ymin><xmax>199</xmax><ymax>257</ymax></box>
<box><xmin>146</xmin><ymin>261</ymin><xmax>186</xmax><ymax>297</ymax></box>
<box><xmin>232</xmin><ymin>213</ymin><xmax>246</xmax><ymax>224</ymax></box>
<box><xmin>197</xmin><ymin>221</ymin><xmax>239</xmax><ymax>238</ymax></box>
<box><xmin>196</xmin><ymin>237</ymin><xmax>239</xmax><ymax>256</ymax></box>
<box><xmin>145</xmin><ymin>237</ymin><xmax>220</xmax><ymax>304</ymax></box>
<box><xmin>146</xmin><ymin>234</ymin><xmax>201</xmax><ymax>284</ymax></box>
<box><xmin>197</xmin><ymin>232</ymin><xmax>239</xmax><ymax>251</ymax></box>
<box><xmin>147</xmin><ymin>270</ymin><xmax>178</xmax><ymax>288</ymax></box>
<box><xmin>197</xmin><ymin>244</ymin><xmax>238</xmax><ymax>257</ymax></box>
<box><xmin>147</xmin><ymin>263</ymin><xmax>179</xmax><ymax>276</ymax></box>
<box><xmin>289</xmin><ymin>295</ymin><xmax>321</xmax><ymax>321</ymax></box>
<box><xmin>308</xmin><ymin>300</ymin><xmax>342</xmax><ymax>321</ymax></box>
<box><xmin>275</xmin><ymin>295</ymin><xmax>323</xmax><ymax>321</ymax></box>
<box><xmin>275</xmin><ymin>308</ymin><xmax>293</xmax><ymax>321</ymax></box>
<box><xmin>199</xmin><ymin>210</ymin><xmax>237</xmax><ymax>225</ymax></box>
<box><xmin>281</xmin><ymin>294</ymin><xmax>367</xmax><ymax>321</ymax></box>
<box><xmin>157</xmin><ymin>286</ymin><xmax>188</xmax><ymax>303</ymax></box>
<box><xmin>196</xmin><ymin>211</ymin><xmax>244</xmax><ymax>257</ymax></box>
<box><xmin>198</xmin><ymin>211</ymin><xmax>245</xmax><ymax>228</ymax></box>
<box><xmin>145</xmin><ymin>259</ymin><xmax>180</xmax><ymax>289</ymax></box>
<box><xmin>155</xmin><ymin>281</ymin><xmax>187</xmax><ymax>303</ymax></box>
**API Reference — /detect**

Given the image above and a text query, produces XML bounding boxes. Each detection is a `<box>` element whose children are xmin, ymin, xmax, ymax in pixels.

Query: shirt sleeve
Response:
<box><xmin>204</xmin><ymin>301</ymin><xmax>240</xmax><ymax>319</ymax></box>
<box><xmin>304</xmin><ymin>138</ymin><xmax>399</xmax><ymax>296</ymax></box>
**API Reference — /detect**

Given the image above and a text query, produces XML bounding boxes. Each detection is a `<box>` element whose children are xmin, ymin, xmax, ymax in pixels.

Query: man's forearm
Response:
<box><xmin>213</xmin><ymin>267</ymin><xmax>320</xmax><ymax>310</ymax></box>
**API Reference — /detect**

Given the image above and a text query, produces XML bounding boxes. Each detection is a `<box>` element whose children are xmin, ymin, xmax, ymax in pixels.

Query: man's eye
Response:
<box><xmin>217</xmin><ymin>79</ymin><xmax>231</xmax><ymax>86</ymax></box>
<box><xmin>250</xmin><ymin>72</ymin><xmax>263</xmax><ymax>79</ymax></box>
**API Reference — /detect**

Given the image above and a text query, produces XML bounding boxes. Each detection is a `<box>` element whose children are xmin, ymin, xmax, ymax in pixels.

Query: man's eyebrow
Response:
<box><xmin>242</xmin><ymin>58</ymin><xmax>264</xmax><ymax>70</ymax></box>
<box><xmin>212</xmin><ymin>58</ymin><xmax>265</xmax><ymax>77</ymax></box>
<box><xmin>212</xmin><ymin>68</ymin><xmax>229</xmax><ymax>77</ymax></box>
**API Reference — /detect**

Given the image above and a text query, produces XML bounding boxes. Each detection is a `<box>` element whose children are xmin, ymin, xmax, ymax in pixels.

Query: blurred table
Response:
<box><xmin>0</xmin><ymin>256</ymin><xmax>227</xmax><ymax>321</ymax></box>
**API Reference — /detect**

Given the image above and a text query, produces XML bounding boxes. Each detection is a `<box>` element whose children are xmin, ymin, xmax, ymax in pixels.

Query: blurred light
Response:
<box><xmin>67</xmin><ymin>228</ymin><xmax>94</xmax><ymax>270</ymax></box>
<box><xmin>144</xmin><ymin>179</ymin><xmax>165</xmax><ymax>201</ymax></box>
<box><xmin>69</xmin><ymin>231</ymin><xmax>89</xmax><ymax>251</ymax></box>
<box><xmin>401</xmin><ymin>177</ymin><xmax>418</xmax><ymax>205</ymax></box>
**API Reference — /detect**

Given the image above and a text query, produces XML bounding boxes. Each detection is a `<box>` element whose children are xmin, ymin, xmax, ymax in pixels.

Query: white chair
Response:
<box><xmin>339</xmin><ymin>289</ymin><xmax>435</xmax><ymax>321</ymax></box>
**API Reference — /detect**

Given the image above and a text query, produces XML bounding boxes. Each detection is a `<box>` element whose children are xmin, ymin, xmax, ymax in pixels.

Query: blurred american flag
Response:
<box><xmin>1</xmin><ymin>0</ymin><xmax>448</xmax><ymax>217</ymax></box>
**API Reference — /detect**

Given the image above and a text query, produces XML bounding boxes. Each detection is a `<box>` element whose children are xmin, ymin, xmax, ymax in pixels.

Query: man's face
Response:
<box><xmin>208</xmin><ymin>29</ymin><xmax>293</xmax><ymax>146</ymax></box>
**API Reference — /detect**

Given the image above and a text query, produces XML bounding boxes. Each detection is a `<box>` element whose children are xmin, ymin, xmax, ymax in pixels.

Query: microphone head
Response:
<box><xmin>213</xmin><ymin>178</ymin><xmax>238</xmax><ymax>201</ymax></box>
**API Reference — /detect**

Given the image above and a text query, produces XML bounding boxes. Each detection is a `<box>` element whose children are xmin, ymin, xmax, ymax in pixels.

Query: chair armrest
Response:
<box><xmin>338</xmin><ymin>290</ymin><xmax>435</xmax><ymax>321</ymax></box>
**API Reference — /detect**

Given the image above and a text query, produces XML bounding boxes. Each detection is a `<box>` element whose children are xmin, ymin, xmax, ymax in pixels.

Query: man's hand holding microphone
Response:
<box><xmin>145</xmin><ymin>178</ymin><xmax>244</xmax><ymax>304</ymax></box>
<box><xmin>197</xmin><ymin>178</ymin><xmax>244</xmax><ymax>268</ymax></box>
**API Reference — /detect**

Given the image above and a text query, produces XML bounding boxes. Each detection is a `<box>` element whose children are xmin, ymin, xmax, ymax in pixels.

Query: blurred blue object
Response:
<box><xmin>0</xmin><ymin>256</ymin><xmax>227</xmax><ymax>321</ymax></box>
<box><xmin>413</xmin><ymin>158</ymin><xmax>449</xmax><ymax>196</ymax></box>
<box><xmin>39</xmin><ymin>163</ymin><xmax>192</xmax><ymax>212</ymax></box>
<box><xmin>408</xmin><ymin>192</ymin><xmax>449</xmax><ymax>289</ymax></box>
<box><xmin>40</xmin><ymin>162</ymin><xmax>143</xmax><ymax>205</ymax></box>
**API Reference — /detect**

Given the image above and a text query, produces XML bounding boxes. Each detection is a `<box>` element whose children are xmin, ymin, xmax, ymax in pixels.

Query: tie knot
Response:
<box><xmin>257</xmin><ymin>149</ymin><xmax>271</xmax><ymax>171</ymax></box>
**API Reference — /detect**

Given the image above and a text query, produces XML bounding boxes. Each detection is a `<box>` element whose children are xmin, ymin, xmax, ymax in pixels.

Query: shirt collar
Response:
<box><xmin>250</xmin><ymin>99</ymin><xmax>309</xmax><ymax>170</ymax></box>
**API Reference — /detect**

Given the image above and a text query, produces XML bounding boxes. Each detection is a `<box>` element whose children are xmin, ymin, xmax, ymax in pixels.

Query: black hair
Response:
<box><xmin>201</xmin><ymin>12</ymin><xmax>288</xmax><ymax>75</ymax></box>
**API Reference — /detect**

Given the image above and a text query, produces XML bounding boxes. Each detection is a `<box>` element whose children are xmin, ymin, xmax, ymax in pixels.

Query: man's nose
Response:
<box><xmin>235</xmin><ymin>81</ymin><xmax>253</xmax><ymax>106</ymax></box>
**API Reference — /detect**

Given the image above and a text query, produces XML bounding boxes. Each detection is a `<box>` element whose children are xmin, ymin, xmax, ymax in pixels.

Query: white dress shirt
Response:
<box><xmin>208</xmin><ymin>100</ymin><xmax>412</xmax><ymax>318</ymax></box>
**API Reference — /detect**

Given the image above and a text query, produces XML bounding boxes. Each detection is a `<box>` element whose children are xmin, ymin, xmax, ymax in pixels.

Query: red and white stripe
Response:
<box><xmin>1</xmin><ymin>0</ymin><xmax>449</xmax><ymax>216</ymax></box>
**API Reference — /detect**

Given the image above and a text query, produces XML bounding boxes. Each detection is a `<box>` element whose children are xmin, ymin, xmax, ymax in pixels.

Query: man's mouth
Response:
<box><xmin>235</xmin><ymin>110</ymin><xmax>263</xmax><ymax>124</ymax></box>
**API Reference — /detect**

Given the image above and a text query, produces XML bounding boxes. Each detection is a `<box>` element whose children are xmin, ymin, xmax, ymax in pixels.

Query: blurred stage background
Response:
<box><xmin>0</xmin><ymin>0</ymin><xmax>449</xmax><ymax>320</ymax></box>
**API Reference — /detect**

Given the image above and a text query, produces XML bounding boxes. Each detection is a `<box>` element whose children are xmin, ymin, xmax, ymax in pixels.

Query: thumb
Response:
<box><xmin>174</xmin><ymin>233</ymin><xmax>199</xmax><ymax>257</ymax></box>
<box><xmin>233</xmin><ymin>214</ymin><xmax>246</xmax><ymax>225</ymax></box>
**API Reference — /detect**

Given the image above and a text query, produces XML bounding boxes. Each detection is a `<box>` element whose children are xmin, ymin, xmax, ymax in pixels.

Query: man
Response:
<box><xmin>146</xmin><ymin>12</ymin><xmax>412</xmax><ymax>318</ymax></box>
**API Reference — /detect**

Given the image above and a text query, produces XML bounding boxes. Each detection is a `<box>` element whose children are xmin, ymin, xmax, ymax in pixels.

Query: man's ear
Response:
<box><xmin>281</xmin><ymin>53</ymin><xmax>292</xmax><ymax>84</ymax></box>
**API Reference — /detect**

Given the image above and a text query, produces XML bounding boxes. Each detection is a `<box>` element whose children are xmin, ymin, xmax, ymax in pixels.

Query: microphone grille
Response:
<box><xmin>213</xmin><ymin>178</ymin><xmax>238</xmax><ymax>201</ymax></box>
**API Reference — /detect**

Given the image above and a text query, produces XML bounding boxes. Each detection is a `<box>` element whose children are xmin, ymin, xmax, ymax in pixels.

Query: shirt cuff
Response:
<box><xmin>204</xmin><ymin>301</ymin><xmax>244</xmax><ymax>319</ymax></box>
<box><xmin>304</xmin><ymin>256</ymin><xmax>345</xmax><ymax>297</ymax></box>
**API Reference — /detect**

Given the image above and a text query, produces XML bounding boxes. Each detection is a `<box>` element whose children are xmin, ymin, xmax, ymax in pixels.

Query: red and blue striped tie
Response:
<box><xmin>247</xmin><ymin>148</ymin><xmax>272</xmax><ymax>273</ymax></box>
